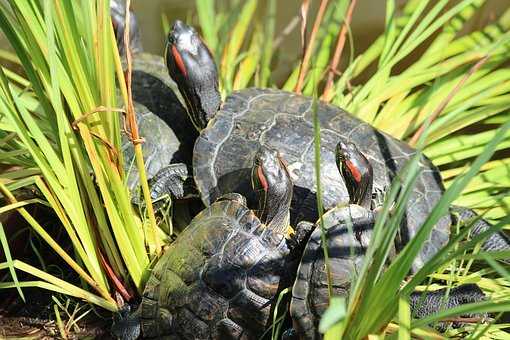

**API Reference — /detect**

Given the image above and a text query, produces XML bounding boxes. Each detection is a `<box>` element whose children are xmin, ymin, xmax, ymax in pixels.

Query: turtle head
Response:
<box><xmin>166</xmin><ymin>20</ymin><xmax>221</xmax><ymax>131</ymax></box>
<box><xmin>251</xmin><ymin>146</ymin><xmax>293</xmax><ymax>235</ymax></box>
<box><xmin>335</xmin><ymin>141</ymin><xmax>373</xmax><ymax>209</ymax></box>
<box><xmin>110</xmin><ymin>0</ymin><xmax>143</xmax><ymax>55</ymax></box>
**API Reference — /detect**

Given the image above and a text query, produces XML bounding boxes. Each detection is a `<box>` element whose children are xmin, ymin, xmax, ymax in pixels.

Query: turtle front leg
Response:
<box><xmin>140</xmin><ymin>163</ymin><xmax>198</xmax><ymax>207</ymax></box>
<box><xmin>287</xmin><ymin>221</ymin><xmax>315</xmax><ymax>251</ymax></box>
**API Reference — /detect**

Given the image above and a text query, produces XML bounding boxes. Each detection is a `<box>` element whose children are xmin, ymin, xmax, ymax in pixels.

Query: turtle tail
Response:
<box><xmin>111</xmin><ymin>304</ymin><xmax>141</xmax><ymax>340</ymax></box>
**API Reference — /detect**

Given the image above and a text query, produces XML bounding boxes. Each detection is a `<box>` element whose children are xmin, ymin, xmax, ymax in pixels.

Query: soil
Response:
<box><xmin>0</xmin><ymin>288</ymin><xmax>114</xmax><ymax>339</ymax></box>
<box><xmin>0</xmin><ymin>206</ymin><xmax>116</xmax><ymax>339</ymax></box>
<box><xmin>0</xmin><ymin>315</ymin><xmax>111</xmax><ymax>339</ymax></box>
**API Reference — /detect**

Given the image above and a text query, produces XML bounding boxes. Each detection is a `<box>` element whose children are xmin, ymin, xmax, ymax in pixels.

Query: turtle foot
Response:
<box><xmin>410</xmin><ymin>283</ymin><xmax>488</xmax><ymax>332</ymax></box>
<box><xmin>287</xmin><ymin>221</ymin><xmax>315</xmax><ymax>254</ymax></box>
<box><xmin>132</xmin><ymin>163</ymin><xmax>198</xmax><ymax>209</ymax></box>
<box><xmin>111</xmin><ymin>303</ymin><xmax>141</xmax><ymax>340</ymax></box>
<box><xmin>451</xmin><ymin>206</ymin><xmax>510</xmax><ymax>261</ymax></box>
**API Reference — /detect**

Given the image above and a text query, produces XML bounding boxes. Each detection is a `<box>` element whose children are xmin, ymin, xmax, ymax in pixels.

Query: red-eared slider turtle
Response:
<box><xmin>114</xmin><ymin>146</ymin><xmax>309</xmax><ymax>339</ymax></box>
<box><xmin>163</xmin><ymin>20</ymin><xmax>448</xmax><ymax>271</ymax></box>
<box><xmin>111</xmin><ymin>1</ymin><xmax>197</xmax><ymax>197</ymax></box>
<box><xmin>289</xmin><ymin>142</ymin><xmax>489</xmax><ymax>339</ymax></box>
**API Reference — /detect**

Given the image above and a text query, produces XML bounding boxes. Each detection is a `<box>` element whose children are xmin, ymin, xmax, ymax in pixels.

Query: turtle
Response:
<box><xmin>159</xmin><ymin>20</ymin><xmax>449</xmax><ymax>272</ymax></box>
<box><xmin>288</xmin><ymin>141</ymin><xmax>490</xmax><ymax>339</ymax></box>
<box><xmin>113</xmin><ymin>145</ymin><xmax>310</xmax><ymax>339</ymax></box>
<box><xmin>110</xmin><ymin>0</ymin><xmax>197</xmax><ymax>199</ymax></box>
<box><xmin>449</xmin><ymin>206</ymin><xmax>510</xmax><ymax>260</ymax></box>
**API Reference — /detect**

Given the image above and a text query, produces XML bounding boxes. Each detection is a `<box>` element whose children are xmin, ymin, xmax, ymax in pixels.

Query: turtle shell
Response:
<box><xmin>289</xmin><ymin>206</ymin><xmax>371</xmax><ymax>339</ymax></box>
<box><xmin>139</xmin><ymin>198</ymin><xmax>296</xmax><ymax>339</ymax></box>
<box><xmin>193</xmin><ymin>88</ymin><xmax>450</xmax><ymax>270</ymax></box>
<box><xmin>289</xmin><ymin>207</ymin><xmax>490</xmax><ymax>338</ymax></box>
<box><xmin>121</xmin><ymin>53</ymin><xmax>197</xmax><ymax>190</ymax></box>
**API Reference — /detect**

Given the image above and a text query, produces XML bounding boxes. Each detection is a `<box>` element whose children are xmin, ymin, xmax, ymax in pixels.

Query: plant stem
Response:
<box><xmin>294</xmin><ymin>0</ymin><xmax>330</xmax><ymax>94</ymax></box>
<box><xmin>122</xmin><ymin>0</ymin><xmax>161</xmax><ymax>254</ymax></box>
<box><xmin>322</xmin><ymin>0</ymin><xmax>357</xmax><ymax>101</ymax></box>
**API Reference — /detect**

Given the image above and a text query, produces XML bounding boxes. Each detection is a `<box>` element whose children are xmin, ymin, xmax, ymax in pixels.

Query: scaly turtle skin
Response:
<box><xmin>122</xmin><ymin>146</ymin><xmax>307</xmax><ymax>339</ymax></box>
<box><xmin>289</xmin><ymin>142</ymin><xmax>489</xmax><ymax>339</ymax></box>
<box><xmin>111</xmin><ymin>1</ymin><xmax>197</xmax><ymax>194</ymax></box>
<box><xmin>165</xmin><ymin>21</ymin><xmax>448</xmax><ymax>271</ymax></box>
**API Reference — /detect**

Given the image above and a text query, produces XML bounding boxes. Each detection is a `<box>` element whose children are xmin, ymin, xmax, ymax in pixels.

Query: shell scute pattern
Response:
<box><xmin>192</xmin><ymin>219</ymin><xmax>235</xmax><ymax>256</ymax></box>
<box><xmin>165</xmin><ymin>241</ymin><xmax>204</xmax><ymax>285</ymax></box>
<box><xmin>225</xmin><ymin>234</ymin><xmax>267</xmax><ymax>269</ymax></box>
<box><xmin>261</xmin><ymin>114</ymin><xmax>315</xmax><ymax>161</ymax></box>
<box><xmin>246</xmin><ymin>247</ymin><xmax>291</xmax><ymax>298</ymax></box>
<box><xmin>238</xmin><ymin>210</ymin><xmax>262</xmax><ymax>233</ymax></box>
<box><xmin>122</xmin><ymin>102</ymin><xmax>177</xmax><ymax>190</ymax></box>
<box><xmin>216</xmin><ymin>318</ymin><xmax>245</xmax><ymax>339</ymax></box>
<box><xmin>141</xmin><ymin>199</ymin><xmax>294</xmax><ymax>339</ymax></box>
<box><xmin>290</xmin><ymin>206</ymin><xmax>372</xmax><ymax>339</ymax></box>
<box><xmin>187</xmin><ymin>287</ymin><xmax>228</xmax><ymax>321</ymax></box>
<box><xmin>195</xmin><ymin>88</ymin><xmax>450</xmax><ymax>270</ymax></box>
<box><xmin>175</xmin><ymin>308</ymin><xmax>209</xmax><ymax>339</ymax></box>
<box><xmin>202</xmin><ymin>254</ymin><xmax>247</xmax><ymax>299</ymax></box>
<box><xmin>227</xmin><ymin>291</ymin><xmax>272</xmax><ymax>332</ymax></box>
<box><xmin>158</xmin><ymin>269</ymin><xmax>188</xmax><ymax>306</ymax></box>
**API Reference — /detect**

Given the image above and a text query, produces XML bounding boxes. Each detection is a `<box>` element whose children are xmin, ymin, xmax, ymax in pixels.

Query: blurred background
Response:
<box><xmin>128</xmin><ymin>0</ymin><xmax>508</xmax><ymax>83</ymax></box>
<box><xmin>0</xmin><ymin>0</ymin><xmax>506</xmax><ymax>83</ymax></box>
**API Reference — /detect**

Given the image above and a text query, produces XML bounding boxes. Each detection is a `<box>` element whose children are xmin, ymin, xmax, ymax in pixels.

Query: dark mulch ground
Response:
<box><xmin>0</xmin><ymin>288</ymin><xmax>114</xmax><ymax>339</ymax></box>
<box><xmin>0</xmin><ymin>315</ymin><xmax>111</xmax><ymax>339</ymax></box>
<box><xmin>1</xmin><ymin>206</ymin><xmax>115</xmax><ymax>339</ymax></box>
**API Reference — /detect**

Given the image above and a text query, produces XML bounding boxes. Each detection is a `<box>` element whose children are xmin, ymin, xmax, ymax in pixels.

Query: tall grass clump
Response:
<box><xmin>0</xmin><ymin>0</ymin><xmax>163</xmax><ymax>312</ymax></box>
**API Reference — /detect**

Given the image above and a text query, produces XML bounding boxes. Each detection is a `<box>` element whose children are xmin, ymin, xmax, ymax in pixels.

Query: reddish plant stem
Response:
<box><xmin>321</xmin><ymin>0</ymin><xmax>357</xmax><ymax>102</ymax></box>
<box><xmin>99</xmin><ymin>251</ymin><xmax>132</xmax><ymax>302</ymax></box>
<box><xmin>123</xmin><ymin>0</ymin><xmax>141</xmax><ymax>145</ymax></box>
<box><xmin>294</xmin><ymin>0</ymin><xmax>330</xmax><ymax>94</ymax></box>
<box><xmin>440</xmin><ymin>316</ymin><xmax>489</xmax><ymax>324</ymax></box>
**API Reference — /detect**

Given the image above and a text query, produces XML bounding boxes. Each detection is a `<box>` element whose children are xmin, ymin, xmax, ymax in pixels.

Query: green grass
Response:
<box><xmin>1</xmin><ymin>0</ymin><xmax>509</xmax><ymax>338</ymax></box>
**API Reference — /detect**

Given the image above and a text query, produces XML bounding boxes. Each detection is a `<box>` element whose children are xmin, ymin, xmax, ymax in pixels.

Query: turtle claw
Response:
<box><xmin>281</xmin><ymin>328</ymin><xmax>299</xmax><ymax>340</ymax></box>
<box><xmin>287</xmin><ymin>221</ymin><xmax>314</xmax><ymax>252</ymax></box>
<box><xmin>150</xmin><ymin>163</ymin><xmax>195</xmax><ymax>199</ymax></box>
<box><xmin>133</xmin><ymin>163</ymin><xmax>198</xmax><ymax>209</ymax></box>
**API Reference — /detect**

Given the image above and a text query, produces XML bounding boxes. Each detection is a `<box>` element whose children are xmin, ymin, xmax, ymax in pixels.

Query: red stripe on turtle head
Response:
<box><xmin>171</xmin><ymin>45</ymin><xmax>188</xmax><ymax>77</ymax></box>
<box><xmin>345</xmin><ymin>160</ymin><xmax>362</xmax><ymax>183</ymax></box>
<box><xmin>257</xmin><ymin>166</ymin><xmax>269</xmax><ymax>192</ymax></box>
